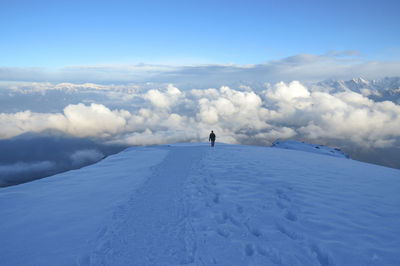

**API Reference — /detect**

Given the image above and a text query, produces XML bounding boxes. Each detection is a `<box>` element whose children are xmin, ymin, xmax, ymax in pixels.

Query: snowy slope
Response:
<box><xmin>1</xmin><ymin>143</ymin><xmax>400</xmax><ymax>265</ymax></box>
<box><xmin>271</xmin><ymin>140</ymin><xmax>349</xmax><ymax>158</ymax></box>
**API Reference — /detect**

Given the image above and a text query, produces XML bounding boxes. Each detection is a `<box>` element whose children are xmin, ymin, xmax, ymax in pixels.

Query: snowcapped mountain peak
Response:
<box><xmin>358</xmin><ymin>77</ymin><xmax>369</xmax><ymax>84</ymax></box>
<box><xmin>316</xmin><ymin>76</ymin><xmax>400</xmax><ymax>102</ymax></box>
<box><xmin>0</xmin><ymin>143</ymin><xmax>399</xmax><ymax>265</ymax></box>
<box><xmin>349</xmin><ymin>77</ymin><xmax>370</xmax><ymax>87</ymax></box>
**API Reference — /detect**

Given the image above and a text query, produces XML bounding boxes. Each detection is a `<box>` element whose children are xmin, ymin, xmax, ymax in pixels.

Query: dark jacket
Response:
<box><xmin>209</xmin><ymin>132</ymin><xmax>216</xmax><ymax>141</ymax></box>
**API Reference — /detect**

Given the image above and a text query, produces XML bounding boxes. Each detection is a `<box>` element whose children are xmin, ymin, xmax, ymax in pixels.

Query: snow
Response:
<box><xmin>317</xmin><ymin>77</ymin><xmax>400</xmax><ymax>102</ymax></box>
<box><xmin>0</xmin><ymin>147</ymin><xmax>168</xmax><ymax>265</ymax></box>
<box><xmin>1</xmin><ymin>142</ymin><xmax>400</xmax><ymax>265</ymax></box>
<box><xmin>271</xmin><ymin>140</ymin><xmax>349</xmax><ymax>158</ymax></box>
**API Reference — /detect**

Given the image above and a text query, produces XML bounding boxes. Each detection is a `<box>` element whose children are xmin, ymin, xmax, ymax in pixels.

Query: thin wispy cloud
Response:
<box><xmin>1</xmin><ymin>54</ymin><xmax>400</xmax><ymax>85</ymax></box>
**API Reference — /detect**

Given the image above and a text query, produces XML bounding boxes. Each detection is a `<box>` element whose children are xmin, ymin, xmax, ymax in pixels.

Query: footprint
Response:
<box><xmin>256</xmin><ymin>245</ymin><xmax>267</xmax><ymax>256</ymax></box>
<box><xmin>276</xmin><ymin>223</ymin><xmax>302</xmax><ymax>240</ymax></box>
<box><xmin>276</xmin><ymin>189</ymin><xmax>291</xmax><ymax>202</ymax></box>
<box><xmin>276</xmin><ymin>200</ymin><xmax>287</xmax><ymax>210</ymax></box>
<box><xmin>217</xmin><ymin>227</ymin><xmax>230</xmax><ymax>238</ymax></box>
<box><xmin>215</xmin><ymin>212</ymin><xmax>228</xmax><ymax>224</ymax></box>
<box><xmin>236</xmin><ymin>204</ymin><xmax>244</xmax><ymax>214</ymax></box>
<box><xmin>244</xmin><ymin>221</ymin><xmax>262</xmax><ymax>238</ymax></box>
<box><xmin>284</xmin><ymin>210</ymin><xmax>297</xmax><ymax>222</ymax></box>
<box><xmin>245</xmin><ymin>244</ymin><xmax>254</xmax><ymax>256</ymax></box>
<box><xmin>256</xmin><ymin>245</ymin><xmax>284</xmax><ymax>265</ymax></box>
<box><xmin>213</xmin><ymin>193</ymin><xmax>220</xmax><ymax>204</ymax></box>
<box><xmin>228</xmin><ymin>215</ymin><xmax>241</xmax><ymax>227</ymax></box>
<box><xmin>250</xmin><ymin>227</ymin><xmax>262</xmax><ymax>238</ymax></box>
<box><xmin>310</xmin><ymin>243</ymin><xmax>334</xmax><ymax>266</ymax></box>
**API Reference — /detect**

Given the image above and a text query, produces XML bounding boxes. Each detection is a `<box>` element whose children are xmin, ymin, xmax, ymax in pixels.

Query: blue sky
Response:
<box><xmin>1</xmin><ymin>0</ymin><xmax>399</xmax><ymax>68</ymax></box>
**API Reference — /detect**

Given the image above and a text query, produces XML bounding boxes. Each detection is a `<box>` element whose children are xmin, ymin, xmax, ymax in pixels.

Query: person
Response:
<box><xmin>209</xmin><ymin>130</ymin><xmax>216</xmax><ymax>147</ymax></box>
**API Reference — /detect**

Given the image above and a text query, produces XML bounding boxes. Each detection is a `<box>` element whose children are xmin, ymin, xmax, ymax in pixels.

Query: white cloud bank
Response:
<box><xmin>1</xmin><ymin>82</ymin><xmax>400</xmax><ymax>148</ymax></box>
<box><xmin>0</xmin><ymin>103</ymin><xmax>129</xmax><ymax>139</ymax></box>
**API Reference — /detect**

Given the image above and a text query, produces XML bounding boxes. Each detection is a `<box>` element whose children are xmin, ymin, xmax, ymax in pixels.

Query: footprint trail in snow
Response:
<box><xmin>88</xmin><ymin>143</ymin><xmax>400</xmax><ymax>266</ymax></box>
<box><xmin>2</xmin><ymin>143</ymin><xmax>399</xmax><ymax>265</ymax></box>
<box><xmin>89</xmin><ymin>146</ymin><xmax>205</xmax><ymax>265</ymax></box>
<box><xmin>65</xmin><ymin>144</ymin><xmax>400</xmax><ymax>266</ymax></box>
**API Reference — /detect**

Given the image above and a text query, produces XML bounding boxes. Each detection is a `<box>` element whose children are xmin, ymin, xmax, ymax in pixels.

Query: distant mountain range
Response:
<box><xmin>316</xmin><ymin>77</ymin><xmax>400</xmax><ymax>103</ymax></box>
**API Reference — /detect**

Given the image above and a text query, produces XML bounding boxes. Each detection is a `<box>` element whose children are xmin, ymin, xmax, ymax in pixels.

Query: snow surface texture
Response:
<box><xmin>271</xmin><ymin>140</ymin><xmax>349</xmax><ymax>158</ymax></box>
<box><xmin>1</xmin><ymin>143</ymin><xmax>400</xmax><ymax>265</ymax></box>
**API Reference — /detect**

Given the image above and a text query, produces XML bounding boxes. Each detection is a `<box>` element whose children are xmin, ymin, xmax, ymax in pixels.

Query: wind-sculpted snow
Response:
<box><xmin>0</xmin><ymin>146</ymin><xmax>168</xmax><ymax>265</ymax></box>
<box><xmin>271</xmin><ymin>140</ymin><xmax>349</xmax><ymax>158</ymax></box>
<box><xmin>0</xmin><ymin>143</ymin><xmax>399</xmax><ymax>265</ymax></box>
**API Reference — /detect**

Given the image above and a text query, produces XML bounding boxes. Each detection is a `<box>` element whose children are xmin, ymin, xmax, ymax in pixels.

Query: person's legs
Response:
<box><xmin>211</xmin><ymin>141</ymin><xmax>215</xmax><ymax>147</ymax></box>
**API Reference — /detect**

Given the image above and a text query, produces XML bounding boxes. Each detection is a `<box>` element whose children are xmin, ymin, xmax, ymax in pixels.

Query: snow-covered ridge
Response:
<box><xmin>271</xmin><ymin>140</ymin><xmax>349</xmax><ymax>158</ymax></box>
<box><xmin>1</xmin><ymin>143</ymin><xmax>399</xmax><ymax>265</ymax></box>
<box><xmin>316</xmin><ymin>76</ymin><xmax>400</xmax><ymax>102</ymax></box>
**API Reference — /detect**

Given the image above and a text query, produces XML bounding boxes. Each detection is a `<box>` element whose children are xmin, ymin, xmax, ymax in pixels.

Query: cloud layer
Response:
<box><xmin>1</xmin><ymin>81</ymin><xmax>400</xmax><ymax>150</ymax></box>
<box><xmin>3</xmin><ymin>53</ymin><xmax>400</xmax><ymax>183</ymax></box>
<box><xmin>0</xmin><ymin>135</ymin><xmax>124</xmax><ymax>187</ymax></box>
<box><xmin>1</xmin><ymin>54</ymin><xmax>400</xmax><ymax>85</ymax></box>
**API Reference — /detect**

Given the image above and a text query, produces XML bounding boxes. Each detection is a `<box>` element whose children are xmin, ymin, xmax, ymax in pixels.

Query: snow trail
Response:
<box><xmin>1</xmin><ymin>142</ymin><xmax>399</xmax><ymax>266</ymax></box>
<box><xmin>88</xmin><ymin>145</ymin><xmax>207</xmax><ymax>265</ymax></box>
<box><xmin>185</xmin><ymin>145</ymin><xmax>317</xmax><ymax>265</ymax></box>
<box><xmin>185</xmin><ymin>144</ymin><xmax>400</xmax><ymax>265</ymax></box>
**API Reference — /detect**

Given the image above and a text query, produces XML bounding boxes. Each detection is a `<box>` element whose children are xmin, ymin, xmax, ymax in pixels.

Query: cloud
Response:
<box><xmin>0</xmin><ymin>161</ymin><xmax>56</xmax><ymax>186</ymax></box>
<box><xmin>326</xmin><ymin>50</ymin><xmax>360</xmax><ymax>57</ymax></box>
<box><xmin>0</xmin><ymin>134</ymin><xmax>126</xmax><ymax>187</ymax></box>
<box><xmin>144</xmin><ymin>84</ymin><xmax>183</xmax><ymax>109</ymax></box>
<box><xmin>0</xmin><ymin>111</ymin><xmax>67</xmax><ymax>139</ymax></box>
<box><xmin>266</xmin><ymin>81</ymin><xmax>311</xmax><ymax>102</ymax></box>
<box><xmin>2</xmin><ymin>53</ymin><xmax>400</xmax><ymax>174</ymax></box>
<box><xmin>0</xmin><ymin>161</ymin><xmax>55</xmax><ymax>175</ymax></box>
<box><xmin>63</xmin><ymin>103</ymin><xmax>129</xmax><ymax>137</ymax></box>
<box><xmin>1</xmin><ymin>80</ymin><xmax>400</xmax><ymax>151</ymax></box>
<box><xmin>0</xmin><ymin>103</ymin><xmax>129</xmax><ymax>139</ymax></box>
<box><xmin>70</xmin><ymin>149</ymin><xmax>104</xmax><ymax>167</ymax></box>
<box><xmin>1</xmin><ymin>54</ymin><xmax>400</xmax><ymax>85</ymax></box>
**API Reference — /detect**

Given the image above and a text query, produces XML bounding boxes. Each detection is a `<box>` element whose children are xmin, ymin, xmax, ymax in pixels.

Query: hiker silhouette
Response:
<box><xmin>209</xmin><ymin>130</ymin><xmax>216</xmax><ymax>147</ymax></box>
